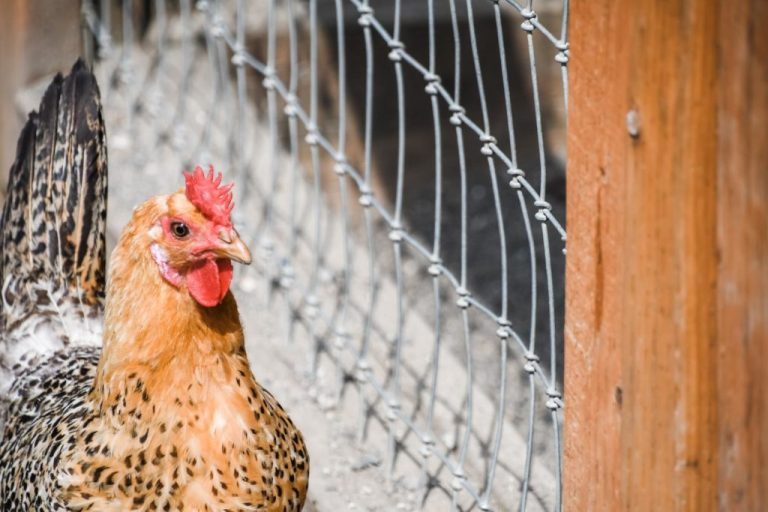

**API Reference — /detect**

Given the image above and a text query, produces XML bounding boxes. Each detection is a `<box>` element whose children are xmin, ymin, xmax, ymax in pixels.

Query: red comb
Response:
<box><xmin>183</xmin><ymin>165</ymin><xmax>234</xmax><ymax>227</ymax></box>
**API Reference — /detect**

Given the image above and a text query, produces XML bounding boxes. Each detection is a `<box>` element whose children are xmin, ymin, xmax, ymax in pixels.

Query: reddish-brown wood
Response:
<box><xmin>715</xmin><ymin>1</ymin><xmax>768</xmax><ymax>510</ymax></box>
<box><xmin>565</xmin><ymin>0</ymin><xmax>766</xmax><ymax>509</ymax></box>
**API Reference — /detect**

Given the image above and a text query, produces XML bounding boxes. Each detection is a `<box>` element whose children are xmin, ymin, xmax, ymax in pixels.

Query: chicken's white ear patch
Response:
<box><xmin>150</xmin><ymin>243</ymin><xmax>183</xmax><ymax>288</ymax></box>
<box><xmin>148</xmin><ymin>225</ymin><xmax>163</xmax><ymax>241</ymax></box>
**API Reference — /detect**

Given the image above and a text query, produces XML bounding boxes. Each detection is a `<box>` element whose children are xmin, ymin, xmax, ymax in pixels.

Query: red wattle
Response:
<box><xmin>186</xmin><ymin>258</ymin><xmax>233</xmax><ymax>307</ymax></box>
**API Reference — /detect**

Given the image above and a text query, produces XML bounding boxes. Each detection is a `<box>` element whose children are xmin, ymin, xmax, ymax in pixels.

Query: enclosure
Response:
<box><xmin>0</xmin><ymin>0</ymin><xmax>766</xmax><ymax>511</ymax></box>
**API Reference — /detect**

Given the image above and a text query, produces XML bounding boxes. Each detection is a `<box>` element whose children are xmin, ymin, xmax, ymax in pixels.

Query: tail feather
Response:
<box><xmin>1</xmin><ymin>59</ymin><xmax>107</xmax><ymax>380</ymax></box>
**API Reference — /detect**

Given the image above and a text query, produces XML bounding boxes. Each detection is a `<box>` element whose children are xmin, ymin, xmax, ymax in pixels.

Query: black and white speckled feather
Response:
<box><xmin>1</xmin><ymin>347</ymin><xmax>100</xmax><ymax>510</ymax></box>
<box><xmin>0</xmin><ymin>59</ymin><xmax>107</xmax><ymax>430</ymax></box>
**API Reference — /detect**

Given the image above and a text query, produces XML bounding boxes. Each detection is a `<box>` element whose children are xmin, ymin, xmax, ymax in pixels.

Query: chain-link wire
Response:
<box><xmin>81</xmin><ymin>0</ymin><xmax>568</xmax><ymax>509</ymax></box>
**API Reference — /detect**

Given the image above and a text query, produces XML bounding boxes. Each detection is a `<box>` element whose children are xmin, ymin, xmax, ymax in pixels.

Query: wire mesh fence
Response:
<box><xmin>81</xmin><ymin>0</ymin><xmax>568</xmax><ymax>509</ymax></box>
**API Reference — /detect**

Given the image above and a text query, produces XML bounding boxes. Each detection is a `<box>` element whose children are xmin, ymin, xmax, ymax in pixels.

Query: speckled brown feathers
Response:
<box><xmin>0</xmin><ymin>59</ymin><xmax>107</xmax><ymax>414</ymax></box>
<box><xmin>0</xmin><ymin>62</ymin><xmax>308</xmax><ymax>510</ymax></box>
<box><xmin>0</xmin><ymin>59</ymin><xmax>107</xmax><ymax>329</ymax></box>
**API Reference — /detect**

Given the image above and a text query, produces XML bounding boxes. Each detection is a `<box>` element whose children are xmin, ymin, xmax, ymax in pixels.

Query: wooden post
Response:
<box><xmin>565</xmin><ymin>0</ymin><xmax>767</xmax><ymax>510</ymax></box>
<box><xmin>714</xmin><ymin>2</ymin><xmax>768</xmax><ymax>509</ymax></box>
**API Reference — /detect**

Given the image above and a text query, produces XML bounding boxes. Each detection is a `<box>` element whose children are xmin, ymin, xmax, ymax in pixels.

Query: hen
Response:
<box><xmin>0</xmin><ymin>61</ymin><xmax>308</xmax><ymax>511</ymax></box>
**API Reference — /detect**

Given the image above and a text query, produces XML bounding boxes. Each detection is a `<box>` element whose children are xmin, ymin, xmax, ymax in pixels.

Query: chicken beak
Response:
<box><xmin>215</xmin><ymin>229</ymin><xmax>252</xmax><ymax>265</ymax></box>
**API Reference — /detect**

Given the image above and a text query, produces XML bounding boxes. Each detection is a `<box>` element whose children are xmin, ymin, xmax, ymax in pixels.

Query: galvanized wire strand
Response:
<box><xmin>483</xmin><ymin>157</ymin><xmax>511</xmax><ymax>505</ymax></box>
<box><xmin>277</xmin><ymin>0</ymin><xmax>301</xmax><ymax>344</ymax></box>
<box><xmin>464</xmin><ymin>0</ymin><xmax>491</xmax><ymax>135</ymax></box>
<box><xmin>446</xmin><ymin>5</ymin><xmax>474</xmax><ymax>505</ymax></box>
<box><xmin>356</xmin><ymin>4</ymin><xmax>375</xmax><ymax>360</ymax></box>
<box><xmin>542</xmin><ymin>220</ymin><xmax>563</xmax><ymax>511</ymax></box>
<box><xmin>558</xmin><ymin>0</ymin><xmax>570</xmax><ymax>120</ymax></box>
<box><xmin>448</xmin><ymin>0</ymin><xmax>462</xmax><ymax>105</ymax></box>
<box><xmin>493</xmin><ymin>1</ymin><xmax>518</xmax><ymax>168</ymax></box>
<box><xmin>203</xmin><ymin>8</ymin><xmax>231</xmax><ymax>168</ymax></box>
<box><xmin>522</xmin><ymin>8</ymin><xmax>548</xmax><ymax>201</ymax></box>
<box><xmin>335</xmin><ymin>2</ymin><xmax>347</xmax><ymax>160</ymax></box>
<box><xmin>422</xmin><ymin>0</ymin><xmax>444</xmax><ymax>498</ymax></box>
<box><xmin>307</xmin><ymin>32</ymin><xmax>322</xmax><ymax>294</ymax></box>
<box><xmin>355</xmin><ymin>0</ymin><xmax>379</xmax><ymax>444</ymax></box>
<box><xmin>385</xmin><ymin>0</ymin><xmax>407</xmax><ymax>482</ymax></box>
<box><xmin>390</xmin><ymin>31</ymin><xmax>406</xmax><ymax>227</ymax></box>
<box><xmin>423</xmin><ymin>271</ymin><xmax>442</xmax><ymax>485</ymax></box>
<box><xmin>196</xmin><ymin>5</ymin><xmax>219</xmax><ymax>162</ymax></box>
<box><xmin>306</xmin><ymin>0</ymin><xmax>323</xmax><ymax>359</ymax></box>
<box><xmin>560</xmin><ymin>0</ymin><xmax>570</xmax><ymax>44</ymax></box>
<box><xmin>233</xmin><ymin>0</ymin><xmax>248</xmax><ymax>200</ymax></box>
<box><xmin>222</xmin><ymin>27</ymin><xmax>243</xmax><ymax>176</ymax></box>
<box><xmin>483</xmin><ymin>328</ymin><xmax>508</xmax><ymax>509</ymax></box>
<box><xmin>427</xmin><ymin>5</ymin><xmax>442</xmax><ymax>262</ymax></box>
<box><xmin>454</xmin><ymin>305</ymin><xmax>474</xmax><ymax>509</ymax></box>
<box><xmin>447</xmin><ymin>2</ymin><xmax>467</xmax><ymax>290</ymax></box>
<box><xmin>332</xmin><ymin>0</ymin><xmax>352</xmax><ymax>402</ymax></box>
<box><xmin>265</xmin><ymin>0</ymin><xmax>279</xmax><ymax>229</ymax></box>
<box><xmin>216</xmin><ymin>8</ymin><xmax>234</xmax><ymax>165</ymax></box>
<box><xmin>249</xmin><ymin>0</ymin><xmax>280</xmax><ymax>314</ymax></box>
<box><xmin>515</xmin><ymin>179</ymin><xmax>539</xmax><ymax>510</ymax></box>
<box><xmin>169</xmin><ymin>0</ymin><xmax>194</xmax><ymax>151</ymax></box>
<box><xmin>522</xmin><ymin>370</ymin><xmax>537</xmax><ymax>511</ymax></box>
<box><xmin>440</xmin><ymin>6</ymin><xmax>477</xmax><ymax>510</ymax></box>
<box><xmin>559</xmin><ymin>52</ymin><xmax>569</xmax><ymax>118</ymax></box>
<box><xmin>286</xmin><ymin>0</ymin><xmax>300</xmax><ymax>257</ymax></box>
<box><xmin>551</xmin><ymin>404</ymin><xmax>563</xmax><ymax>511</ymax></box>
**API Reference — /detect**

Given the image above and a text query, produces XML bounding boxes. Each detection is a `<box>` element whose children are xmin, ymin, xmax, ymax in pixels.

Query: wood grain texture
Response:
<box><xmin>715</xmin><ymin>1</ymin><xmax>768</xmax><ymax>510</ymax></box>
<box><xmin>563</xmin><ymin>0</ymin><xmax>768</xmax><ymax>509</ymax></box>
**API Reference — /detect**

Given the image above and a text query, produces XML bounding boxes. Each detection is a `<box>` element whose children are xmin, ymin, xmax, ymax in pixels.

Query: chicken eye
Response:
<box><xmin>170</xmin><ymin>221</ymin><xmax>190</xmax><ymax>239</ymax></box>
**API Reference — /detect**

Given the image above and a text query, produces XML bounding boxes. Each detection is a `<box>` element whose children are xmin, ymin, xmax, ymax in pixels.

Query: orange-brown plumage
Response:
<box><xmin>1</xmin><ymin>132</ymin><xmax>307</xmax><ymax>511</ymax></box>
<box><xmin>64</xmin><ymin>187</ymin><xmax>310</xmax><ymax>510</ymax></box>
